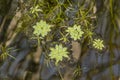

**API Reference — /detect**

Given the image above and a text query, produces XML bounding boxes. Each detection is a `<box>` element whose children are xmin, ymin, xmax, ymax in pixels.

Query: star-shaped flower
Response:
<box><xmin>49</xmin><ymin>44</ymin><xmax>69</xmax><ymax>65</ymax></box>
<box><xmin>33</xmin><ymin>20</ymin><xmax>51</xmax><ymax>38</ymax></box>
<box><xmin>66</xmin><ymin>25</ymin><xmax>84</xmax><ymax>40</ymax></box>
<box><xmin>93</xmin><ymin>39</ymin><xmax>104</xmax><ymax>50</ymax></box>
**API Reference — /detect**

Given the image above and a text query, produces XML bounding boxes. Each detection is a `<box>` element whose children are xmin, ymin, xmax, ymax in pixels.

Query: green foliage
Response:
<box><xmin>30</xmin><ymin>5</ymin><xmax>42</xmax><ymax>17</ymax></box>
<box><xmin>0</xmin><ymin>46</ymin><xmax>16</xmax><ymax>60</ymax></box>
<box><xmin>59</xmin><ymin>32</ymin><xmax>69</xmax><ymax>42</ymax></box>
<box><xmin>93</xmin><ymin>39</ymin><xmax>104</xmax><ymax>50</ymax></box>
<box><xmin>0</xmin><ymin>52</ymin><xmax>8</xmax><ymax>60</ymax></box>
<box><xmin>28</xmin><ymin>0</ymin><xmax>105</xmax><ymax>67</ymax></box>
<box><xmin>73</xmin><ymin>65</ymin><xmax>81</xmax><ymax>79</ymax></box>
<box><xmin>0</xmin><ymin>0</ymin><xmax>110</xmax><ymax>79</ymax></box>
<box><xmin>84</xmin><ymin>28</ymin><xmax>93</xmax><ymax>39</ymax></box>
<box><xmin>49</xmin><ymin>44</ymin><xmax>69</xmax><ymax>65</ymax></box>
<box><xmin>66</xmin><ymin>25</ymin><xmax>84</xmax><ymax>40</ymax></box>
<box><xmin>33</xmin><ymin>20</ymin><xmax>52</xmax><ymax>38</ymax></box>
<box><xmin>13</xmin><ymin>1</ymin><xmax>106</xmax><ymax>79</ymax></box>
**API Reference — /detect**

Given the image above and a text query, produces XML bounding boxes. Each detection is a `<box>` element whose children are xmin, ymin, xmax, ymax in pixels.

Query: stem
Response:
<box><xmin>7</xmin><ymin>53</ymin><xmax>16</xmax><ymax>60</ymax></box>
<box><xmin>37</xmin><ymin>36</ymin><xmax>40</xmax><ymax>47</ymax></box>
<box><xmin>57</xmin><ymin>66</ymin><xmax>64</xmax><ymax>80</ymax></box>
<box><xmin>110</xmin><ymin>0</ymin><xmax>113</xmax><ymax>18</ymax></box>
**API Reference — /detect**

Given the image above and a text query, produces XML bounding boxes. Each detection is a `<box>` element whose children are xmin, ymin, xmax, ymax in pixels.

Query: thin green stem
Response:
<box><xmin>37</xmin><ymin>36</ymin><xmax>40</xmax><ymax>47</ymax></box>
<box><xmin>7</xmin><ymin>53</ymin><xmax>16</xmax><ymax>60</ymax></box>
<box><xmin>110</xmin><ymin>0</ymin><xmax>113</xmax><ymax>18</ymax></box>
<box><xmin>57</xmin><ymin>66</ymin><xmax>64</xmax><ymax>80</ymax></box>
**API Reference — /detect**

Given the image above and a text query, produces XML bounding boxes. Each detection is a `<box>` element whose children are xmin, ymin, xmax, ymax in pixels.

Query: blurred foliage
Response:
<box><xmin>0</xmin><ymin>45</ymin><xmax>16</xmax><ymax>60</ymax></box>
<box><xmin>1</xmin><ymin>0</ymin><xmax>104</xmax><ymax>72</ymax></box>
<box><xmin>1</xmin><ymin>0</ymin><xmax>120</xmax><ymax>79</ymax></box>
<box><xmin>0</xmin><ymin>0</ymin><xmax>10</xmax><ymax>15</ymax></box>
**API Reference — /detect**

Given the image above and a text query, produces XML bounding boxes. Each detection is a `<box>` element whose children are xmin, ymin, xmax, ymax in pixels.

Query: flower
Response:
<box><xmin>93</xmin><ymin>39</ymin><xmax>104</xmax><ymax>50</ymax></box>
<box><xmin>66</xmin><ymin>25</ymin><xmax>84</xmax><ymax>40</ymax></box>
<box><xmin>49</xmin><ymin>44</ymin><xmax>69</xmax><ymax>65</ymax></box>
<box><xmin>33</xmin><ymin>20</ymin><xmax>51</xmax><ymax>38</ymax></box>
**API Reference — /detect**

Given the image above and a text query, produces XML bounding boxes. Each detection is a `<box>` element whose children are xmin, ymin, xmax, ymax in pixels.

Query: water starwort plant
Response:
<box><xmin>66</xmin><ymin>25</ymin><xmax>84</xmax><ymax>40</ymax></box>
<box><xmin>33</xmin><ymin>20</ymin><xmax>51</xmax><ymax>38</ymax></box>
<box><xmin>93</xmin><ymin>39</ymin><xmax>104</xmax><ymax>50</ymax></box>
<box><xmin>30</xmin><ymin>5</ymin><xmax>42</xmax><ymax>17</ymax></box>
<box><xmin>0</xmin><ymin>46</ymin><xmax>16</xmax><ymax>60</ymax></box>
<box><xmin>49</xmin><ymin>44</ymin><xmax>69</xmax><ymax>65</ymax></box>
<box><xmin>1</xmin><ymin>0</ymin><xmax>116</xmax><ymax>79</ymax></box>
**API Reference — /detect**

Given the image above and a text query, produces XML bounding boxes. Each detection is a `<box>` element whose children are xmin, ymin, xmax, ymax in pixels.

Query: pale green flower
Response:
<box><xmin>66</xmin><ymin>25</ymin><xmax>84</xmax><ymax>40</ymax></box>
<box><xmin>49</xmin><ymin>44</ymin><xmax>69</xmax><ymax>65</ymax></box>
<box><xmin>33</xmin><ymin>20</ymin><xmax>51</xmax><ymax>38</ymax></box>
<box><xmin>93</xmin><ymin>39</ymin><xmax>104</xmax><ymax>50</ymax></box>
